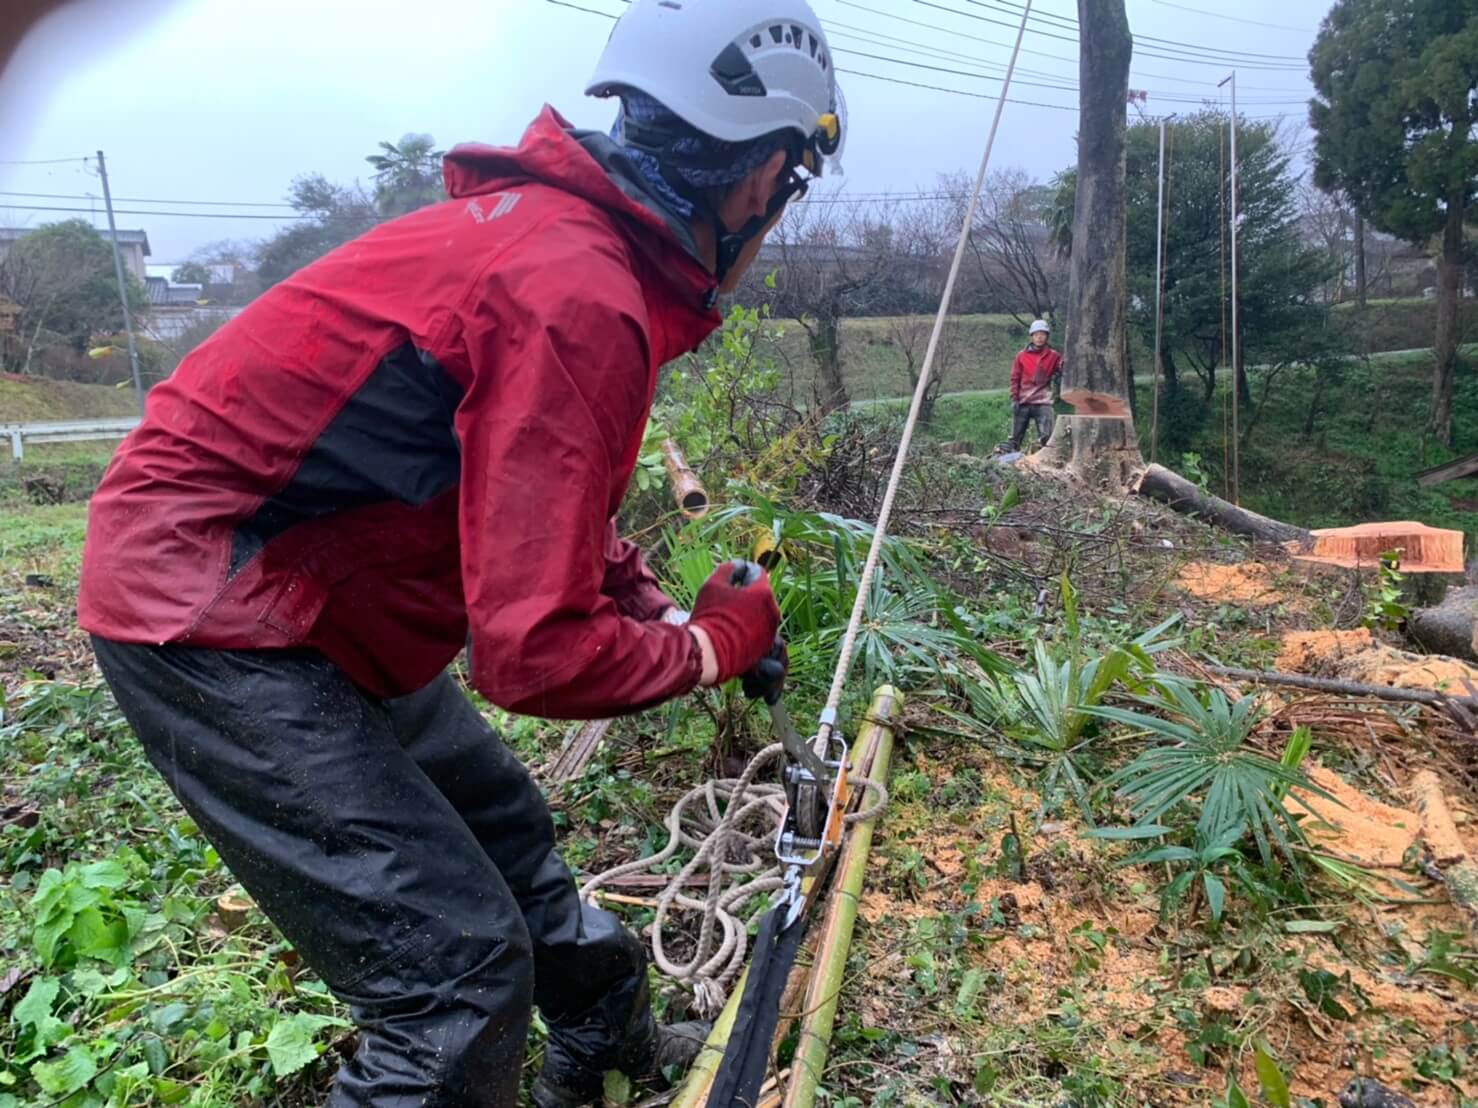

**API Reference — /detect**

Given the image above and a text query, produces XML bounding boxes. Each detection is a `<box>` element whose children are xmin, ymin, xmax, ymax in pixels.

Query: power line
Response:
<box><xmin>913</xmin><ymin>0</ymin><xmax>1307</xmax><ymax>70</ymax></box>
<box><xmin>832</xmin><ymin>44</ymin><xmax>1307</xmax><ymax>105</ymax></box>
<box><xmin>0</xmin><ymin>155</ymin><xmax>91</xmax><ymax>166</ymax></box>
<box><xmin>964</xmin><ymin>0</ymin><xmax>1310</xmax><ymax>62</ymax></box>
<box><xmin>831</xmin><ymin>6</ymin><xmax>1309</xmax><ymax>92</ymax></box>
<box><xmin>0</xmin><ymin>202</ymin><xmax>309</xmax><ymax>221</ymax></box>
<box><xmin>0</xmin><ymin>189</ymin><xmax>297</xmax><ymax>209</ymax></box>
<box><xmin>1149</xmin><ymin>0</ymin><xmax>1315</xmax><ymax>35</ymax></box>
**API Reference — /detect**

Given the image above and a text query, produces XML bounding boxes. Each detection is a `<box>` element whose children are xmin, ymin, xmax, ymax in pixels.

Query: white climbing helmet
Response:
<box><xmin>586</xmin><ymin>0</ymin><xmax>845</xmax><ymax>174</ymax></box>
<box><xmin>1030</xmin><ymin>319</ymin><xmax>1050</xmax><ymax>336</ymax></box>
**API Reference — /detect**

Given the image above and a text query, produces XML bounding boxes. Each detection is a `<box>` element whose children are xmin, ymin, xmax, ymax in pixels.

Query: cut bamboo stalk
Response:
<box><xmin>782</xmin><ymin>686</ymin><xmax>901</xmax><ymax>1108</ymax></box>
<box><xmin>662</xmin><ymin>439</ymin><xmax>709</xmax><ymax>519</ymax></box>
<box><xmin>670</xmin><ymin>686</ymin><xmax>902</xmax><ymax>1108</ymax></box>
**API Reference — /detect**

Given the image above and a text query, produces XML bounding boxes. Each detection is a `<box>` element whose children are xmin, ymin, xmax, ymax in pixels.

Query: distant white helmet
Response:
<box><xmin>586</xmin><ymin>0</ymin><xmax>844</xmax><ymax>175</ymax></box>
<box><xmin>1029</xmin><ymin>319</ymin><xmax>1050</xmax><ymax>336</ymax></box>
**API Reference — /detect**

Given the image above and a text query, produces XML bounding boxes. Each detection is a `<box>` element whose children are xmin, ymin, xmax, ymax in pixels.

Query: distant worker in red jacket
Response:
<box><xmin>1008</xmin><ymin>318</ymin><xmax>1062</xmax><ymax>452</ymax></box>
<box><xmin>77</xmin><ymin>2</ymin><xmax>844</xmax><ymax>1105</ymax></box>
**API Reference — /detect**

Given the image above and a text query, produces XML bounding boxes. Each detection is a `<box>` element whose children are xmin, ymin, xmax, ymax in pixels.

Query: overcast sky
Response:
<box><xmin>0</xmin><ymin>0</ymin><xmax>1326</xmax><ymax>267</ymax></box>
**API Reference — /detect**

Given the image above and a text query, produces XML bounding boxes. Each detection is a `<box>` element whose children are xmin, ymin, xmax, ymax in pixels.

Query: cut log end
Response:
<box><xmin>1288</xmin><ymin>521</ymin><xmax>1465</xmax><ymax>574</ymax></box>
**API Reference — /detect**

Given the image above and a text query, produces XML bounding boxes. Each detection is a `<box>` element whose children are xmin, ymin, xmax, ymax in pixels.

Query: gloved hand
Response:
<box><xmin>741</xmin><ymin>637</ymin><xmax>788</xmax><ymax>705</ymax></box>
<box><xmin>689</xmin><ymin>560</ymin><xmax>781</xmax><ymax>686</ymax></box>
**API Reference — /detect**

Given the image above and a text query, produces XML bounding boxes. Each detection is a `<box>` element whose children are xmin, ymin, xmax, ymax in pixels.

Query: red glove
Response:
<box><xmin>689</xmin><ymin>561</ymin><xmax>782</xmax><ymax>685</ymax></box>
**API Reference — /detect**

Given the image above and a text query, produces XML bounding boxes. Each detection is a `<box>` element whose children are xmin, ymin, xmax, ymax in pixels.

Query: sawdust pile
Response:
<box><xmin>1288</xmin><ymin>764</ymin><xmax>1418</xmax><ymax>868</ymax></box>
<box><xmin>1174</xmin><ymin>561</ymin><xmax>1303</xmax><ymax>607</ymax></box>
<box><xmin>1277</xmin><ymin>628</ymin><xmax>1478</xmax><ymax>693</ymax></box>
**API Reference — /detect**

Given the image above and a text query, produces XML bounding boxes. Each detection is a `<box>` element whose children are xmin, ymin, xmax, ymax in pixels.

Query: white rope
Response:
<box><xmin>818</xmin><ymin>0</ymin><xmax>1035</xmax><ymax>739</ymax></box>
<box><xmin>579</xmin><ymin>744</ymin><xmax>888</xmax><ymax>1015</ymax></box>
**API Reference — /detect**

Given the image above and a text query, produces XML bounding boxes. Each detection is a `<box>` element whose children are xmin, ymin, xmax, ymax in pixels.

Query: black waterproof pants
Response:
<box><xmin>1009</xmin><ymin>402</ymin><xmax>1054</xmax><ymax>451</ymax></box>
<box><xmin>91</xmin><ymin>639</ymin><xmax>651</xmax><ymax>1107</ymax></box>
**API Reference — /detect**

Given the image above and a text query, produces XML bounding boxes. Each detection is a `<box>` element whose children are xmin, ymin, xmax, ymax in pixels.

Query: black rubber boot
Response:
<box><xmin>529</xmin><ymin>1019</ymin><xmax>713</xmax><ymax>1107</ymax></box>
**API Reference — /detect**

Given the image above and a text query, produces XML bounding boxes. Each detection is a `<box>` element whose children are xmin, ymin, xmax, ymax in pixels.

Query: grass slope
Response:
<box><xmin>0</xmin><ymin>375</ymin><xmax>138</xmax><ymax>423</ymax></box>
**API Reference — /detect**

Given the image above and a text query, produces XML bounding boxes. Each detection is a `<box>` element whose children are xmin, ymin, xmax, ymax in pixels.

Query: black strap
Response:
<box><xmin>707</xmin><ymin>904</ymin><xmax>809</xmax><ymax>1107</ymax></box>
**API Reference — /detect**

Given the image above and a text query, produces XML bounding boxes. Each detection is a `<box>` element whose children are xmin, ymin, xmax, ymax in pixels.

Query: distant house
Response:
<box><xmin>0</xmin><ymin>225</ymin><xmax>152</xmax><ymax>282</ymax></box>
<box><xmin>142</xmin><ymin>276</ymin><xmax>241</xmax><ymax>342</ymax></box>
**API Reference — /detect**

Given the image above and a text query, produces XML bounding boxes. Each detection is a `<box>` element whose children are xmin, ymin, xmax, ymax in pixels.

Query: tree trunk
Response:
<box><xmin>1407</xmin><ymin>585</ymin><xmax>1478</xmax><ymax>663</ymax></box>
<box><xmin>1162</xmin><ymin>345</ymin><xmax>1180</xmax><ymax>394</ymax></box>
<box><xmin>1134</xmin><ymin>463</ymin><xmax>1312</xmax><ymax>545</ymax></box>
<box><xmin>1304</xmin><ymin>362</ymin><xmax>1325</xmax><ymax>438</ymax></box>
<box><xmin>1354</xmin><ymin>213</ymin><xmax>1366</xmax><ymax>309</ymax></box>
<box><xmin>811</xmin><ymin>309</ymin><xmax>848</xmax><ymax>413</ymax></box>
<box><xmin>1432</xmin><ymin>191</ymin><xmax>1464</xmax><ymax>447</ymax></box>
<box><xmin>1062</xmin><ymin>0</ymin><xmax>1141</xmax><ymax>483</ymax></box>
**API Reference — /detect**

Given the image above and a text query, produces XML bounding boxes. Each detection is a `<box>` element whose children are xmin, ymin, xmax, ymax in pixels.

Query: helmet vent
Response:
<box><xmin>751</xmin><ymin>33</ymin><xmax>763</xmax><ymax>48</ymax></box>
<box><xmin>790</xmin><ymin>24</ymin><xmax>804</xmax><ymax>47</ymax></box>
<box><xmin>711</xmin><ymin>41</ymin><xmax>768</xmax><ymax>97</ymax></box>
<box><xmin>769</xmin><ymin>24</ymin><xmax>784</xmax><ymax>44</ymax></box>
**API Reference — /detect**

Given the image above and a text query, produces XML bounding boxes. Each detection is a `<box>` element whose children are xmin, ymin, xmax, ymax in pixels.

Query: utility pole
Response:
<box><xmin>96</xmin><ymin>150</ymin><xmax>145</xmax><ymax>414</ymax></box>
<box><xmin>1151</xmin><ymin>114</ymin><xmax>1175</xmax><ymax>464</ymax></box>
<box><xmin>1218</xmin><ymin>72</ymin><xmax>1240</xmax><ymax>504</ymax></box>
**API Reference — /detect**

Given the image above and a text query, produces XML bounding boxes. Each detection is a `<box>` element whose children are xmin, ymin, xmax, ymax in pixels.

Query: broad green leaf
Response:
<box><xmin>266</xmin><ymin>1017</ymin><xmax>319</xmax><ymax>1077</ymax></box>
<box><xmin>1253</xmin><ymin>1041</ymin><xmax>1291</xmax><ymax>1108</ymax></box>
<box><xmin>79</xmin><ymin>860</ymin><xmax>128</xmax><ymax>890</ymax></box>
<box><xmin>32</xmin><ymin>915</ymin><xmax>72</xmax><ymax>968</ymax></box>
<box><xmin>1224</xmin><ymin>1076</ymin><xmax>1251</xmax><ymax>1108</ymax></box>
<box><xmin>603</xmin><ymin>1071</ymin><xmax>633</xmax><ymax>1105</ymax></box>
<box><xmin>11</xmin><ymin>978</ymin><xmax>58</xmax><ymax>1030</ymax></box>
<box><xmin>29</xmin><ymin>869</ymin><xmax>66</xmax><ymax>917</ymax></box>
<box><xmin>31</xmin><ymin>1044</ymin><xmax>97</xmax><ymax>1096</ymax></box>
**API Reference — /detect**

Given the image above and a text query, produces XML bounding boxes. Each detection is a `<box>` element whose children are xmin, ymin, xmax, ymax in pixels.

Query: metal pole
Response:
<box><xmin>1218</xmin><ymin>74</ymin><xmax>1240</xmax><ymax>504</ymax></box>
<box><xmin>1151</xmin><ymin>117</ymin><xmax>1167</xmax><ymax>464</ymax></box>
<box><xmin>96</xmin><ymin>150</ymin><xmax>145</xmax><ymax>415</ymax></box>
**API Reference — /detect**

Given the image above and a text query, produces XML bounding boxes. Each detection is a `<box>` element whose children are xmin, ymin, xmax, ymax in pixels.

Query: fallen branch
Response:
<box><xmin>1412</xmin><ymin>770</ymin><xmax>1478</xmax><ymax>934</ymax></box>
<box><xmin>1133</xmin><ymin>463</ymin><xmax>1311</xmax><ymax>546</ymax></box>
<box><xmin>1205</xmin><ymin>665</ymin><xmax>1478</xmax><ymax>722</ymax></box>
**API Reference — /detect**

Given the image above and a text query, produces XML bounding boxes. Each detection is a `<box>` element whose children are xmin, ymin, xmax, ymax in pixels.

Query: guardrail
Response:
<box><xmin>3</xmin><ymin>417</ymin><xmax>141</xmax><ymax>461</ymax></box>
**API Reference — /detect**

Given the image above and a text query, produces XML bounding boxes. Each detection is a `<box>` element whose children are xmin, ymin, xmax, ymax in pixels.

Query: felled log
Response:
<box><xmin>1412</xmin><ymin>769</ymin><xmax>1478</xmax><ymax>933</ymax></box>
<box><xmin>1133</xmin><ymin>464</ymin><xmax>1312</xmax><ymax>546</ymax></box>
<box><xmin>1408</xmin><ymin>585</ymin><xmax>1478</xmax><ymax>664</ymax></box>
<box><xmin>1291</xmin><ymin>521</ymin><xmax>1465</xmax><ymax>574</ymax></box>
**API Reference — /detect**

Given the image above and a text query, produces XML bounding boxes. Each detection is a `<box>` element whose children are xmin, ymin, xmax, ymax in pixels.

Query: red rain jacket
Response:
<box><xmin>1010</xmin><ymin>344</ymin><xmax>1062</xmax><ymax>406</ymax></box>
<box><xmin>79</xmin><ymin>107</ymin><xmax>722</xmax><ymax>718</ymax></box>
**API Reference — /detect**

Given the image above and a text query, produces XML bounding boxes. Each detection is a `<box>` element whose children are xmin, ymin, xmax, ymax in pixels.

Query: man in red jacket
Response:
<box><xmin>78</xmin><ymin>2</ymin><xmax>844</xmax><ymax>1105</ymax></box>
<box><xmin>1008</xmin><ymin>318</ymin><xmax>1062</xmax><ymax>452</ymax></box>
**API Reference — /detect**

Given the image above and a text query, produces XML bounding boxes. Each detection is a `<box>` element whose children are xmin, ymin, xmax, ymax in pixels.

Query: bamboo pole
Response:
<box><xmin>783</xmin><ymin>686</ymin><xmax>901</xmax><ymax>1108</ymax></box>
<box><xmin>670</xmin><ymin>686</ymin><xmax>902</xmax><ymax>1108</ymax></box>
<box><xmin>661</xmin><ymin>439</ymin><xmax>709</xmax><ymax>519</ymax></box>
<box><xmin>670</xmin><ymin>963</ymin><xmax>749</xmax><ymax>1108</ymax></box>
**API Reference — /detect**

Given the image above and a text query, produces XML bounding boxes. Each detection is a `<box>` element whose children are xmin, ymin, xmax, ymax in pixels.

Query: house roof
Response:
<box><xmin>0</xmin><ymin>225</ymin><xmax>150</xmax><ymax>255</ymax></box>
<box><xmin>144</xmin><ymin>276</ymin><xmax>203</xmax><ymax>305</ymax></box>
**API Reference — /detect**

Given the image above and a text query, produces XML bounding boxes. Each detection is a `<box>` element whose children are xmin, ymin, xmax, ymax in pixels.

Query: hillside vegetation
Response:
<box><xmin>0</xmin><ymin>376</ymin><xmax>138</xmax><ymax>424</ymax></box>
